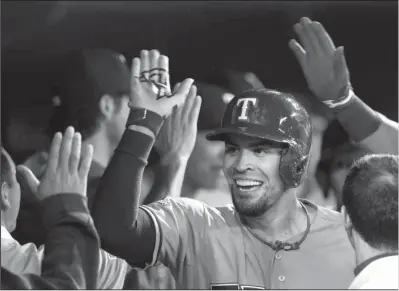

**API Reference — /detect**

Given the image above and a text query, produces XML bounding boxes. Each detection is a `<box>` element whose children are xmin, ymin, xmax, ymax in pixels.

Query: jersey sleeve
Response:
<box><xmin>97</xmin><ymin>250</ymin><xmax>129</xmax><ymax>289</ymax></box>
<box><xmin>140</xmin><ymin>197</ymin><xmax>208</xmax><ymax>272</ymax></box>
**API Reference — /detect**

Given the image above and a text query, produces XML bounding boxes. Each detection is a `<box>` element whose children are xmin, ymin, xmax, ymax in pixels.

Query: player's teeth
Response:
<box><xmin>235</xmin><ymin>180</ymin><xmax>262</xmax><ymax>187</ymax></box>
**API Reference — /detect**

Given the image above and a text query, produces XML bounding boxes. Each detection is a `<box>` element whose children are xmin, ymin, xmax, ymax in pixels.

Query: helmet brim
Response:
<box><xmin>206</xmin><ymin>128</ymin><xmax>290</xmax><ymax>147</ymax></box>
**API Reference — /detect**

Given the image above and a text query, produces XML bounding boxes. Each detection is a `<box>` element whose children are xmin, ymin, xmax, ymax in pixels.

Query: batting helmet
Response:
<box><xmin>206</xmin><ymin>88</ymin><xmax>312</xmax><ymax>188</ymax></box>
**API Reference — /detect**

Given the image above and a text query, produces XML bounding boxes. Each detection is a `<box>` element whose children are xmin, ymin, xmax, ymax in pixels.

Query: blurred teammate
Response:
<box><xmin>13</xmin><ymin>49</ymin><xmax>134</xmax><ymax>248</ymax></box>
<box><xmin>181</xmin><ymin>82</ymin><xmax>231</xmax><ymax>206</ymax></box>
<box><xmin>1</xmin><ymin>129</ymin><xmax>99</xmax><ymax>289</ymax></box>
<box><xmin>321</xmin><ymin>143</ymin><xmax>371</xmax><ymax>209</ymax></box>
<box><xmin>342</xmin><ymin>154</ymin><xmax>398</xmax><ymax>289</ymax></box>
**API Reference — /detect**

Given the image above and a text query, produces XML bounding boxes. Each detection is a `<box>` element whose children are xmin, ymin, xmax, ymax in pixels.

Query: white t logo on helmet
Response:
<box><xmin>236</xmin><ymin>98</ymin><xmax>257</xmax><ymax>121</ymax></box>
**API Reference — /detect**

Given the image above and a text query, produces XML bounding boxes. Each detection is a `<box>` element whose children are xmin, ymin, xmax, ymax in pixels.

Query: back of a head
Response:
<box><xmin>47</xmin><ymin>49</ymin><xmax>131</xmax><ymax>140</ymax></box>
<box><xmin>343</xmin><ymin>154</ymin><xmax>398</xmax><ymax>251</ymax></box>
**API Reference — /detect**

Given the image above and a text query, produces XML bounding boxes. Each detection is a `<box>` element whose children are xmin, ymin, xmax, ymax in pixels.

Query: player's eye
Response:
<box><xmin>253</xmin><ymin>147</ymin><xmax>271</xmax><ymax>155</ymax></box>
<box><xmin>225</xmin><ymin>145</ymin><xmax>239</xmax><ymax>154</ymax></box>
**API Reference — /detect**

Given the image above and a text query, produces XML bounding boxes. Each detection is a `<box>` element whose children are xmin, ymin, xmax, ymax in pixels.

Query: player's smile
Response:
<box><xmin>234</xmin><ymin>179</ymin><xmax>264</xmax><ymax>192</ymax></box>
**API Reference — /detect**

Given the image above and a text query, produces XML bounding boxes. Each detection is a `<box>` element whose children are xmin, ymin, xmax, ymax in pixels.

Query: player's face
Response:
<box><xmin>106</xmin><ymin>95</ymin><xmax>130</xmax><ymax>145</ymax></box>
<box><xmin>1</xmin><ymin>159</ymin><xmax>21</xmax><ymax>232</ymax></box>
<box><xmin>223</xmin><ymin>134</ymin><xmax>285</xmax><ymax>217</ymax></box>
<box><xmin>186</xmin><ymin>130</ymin><xmax>227</xmax><ymax>190</ymax></box>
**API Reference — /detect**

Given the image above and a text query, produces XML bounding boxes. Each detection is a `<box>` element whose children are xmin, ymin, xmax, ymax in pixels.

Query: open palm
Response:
<box><xmin>129</xmin><ymin>49</ymin><xmax>194</xmax><ymax>118</ymax></box>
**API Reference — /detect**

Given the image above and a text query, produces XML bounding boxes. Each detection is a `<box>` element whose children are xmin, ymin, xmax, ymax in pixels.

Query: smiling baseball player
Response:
<box><xmin>91</xmin><ymin>52</ymin><xmax>357</xmax><ymax>289</ymax></box>
<box><xmin>92</xmin><ymin>18</ymin><xmax>398</xmax><ymax>289</ymax></box>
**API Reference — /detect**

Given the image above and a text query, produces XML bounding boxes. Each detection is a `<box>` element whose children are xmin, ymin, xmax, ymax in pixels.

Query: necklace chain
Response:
<box><xmin>244</xmin><ymin>201</ymin><xmax>311</xmax><ymax>251</ymax></box>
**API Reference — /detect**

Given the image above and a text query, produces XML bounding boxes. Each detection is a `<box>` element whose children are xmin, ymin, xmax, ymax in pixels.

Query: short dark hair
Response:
<box><xmin>343</xmin><ymin>154</ymin><xmax>398</xmax><ymax>251</ymax></box>
<box><xmin>1</xmin><ymin>147</ymin><xmax>14</xmax><ymax>186</ymax></box>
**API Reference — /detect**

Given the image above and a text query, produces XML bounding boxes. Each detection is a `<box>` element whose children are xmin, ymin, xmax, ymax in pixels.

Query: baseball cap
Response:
<box><xmin>48</xmin><ymin>49</ymin><xmax>131</xmax><ymax>136</ymax></box>
<box><xmin>195</xmin><ymin>81</ymin><xmax>234</xmax><ymax>131</ymax></box>
<box><xmin>58</xmin><ymin>48</ymin><xmax>131</xmax><ymax>107</ymax></box>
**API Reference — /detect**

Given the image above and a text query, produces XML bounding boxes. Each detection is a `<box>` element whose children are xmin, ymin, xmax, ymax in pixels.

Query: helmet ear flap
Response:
<box><xmin>279</xmin><ymin>147</ymin><xmax>308</xmax><ymax>188</ymax></box>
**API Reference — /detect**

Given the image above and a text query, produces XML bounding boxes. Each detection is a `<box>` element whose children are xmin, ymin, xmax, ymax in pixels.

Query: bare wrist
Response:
<box><xmin>159</xmin><ymin>153</ymin><xmax>189</xmax><ymax>167</ymax></box>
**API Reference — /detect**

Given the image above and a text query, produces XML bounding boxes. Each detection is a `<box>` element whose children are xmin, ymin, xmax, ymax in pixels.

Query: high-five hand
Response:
<box><xmin>129</xmin><ymin>49</ymin><xmax>194</xmax><ymax>117</ymax></box>
<box><xmin>155</xmin><ymin>84</ymin><xmax>202</xmax><ymax>163</ymax></box>
<box><xmin>17</xmin><ymin>127</ymin><xmax>93</xmax><ymax>200</ymax></box>
<box><xmin>289</xmin><ymin>17</ymin><xmax>351</xmax><ymax>102</ymax></box>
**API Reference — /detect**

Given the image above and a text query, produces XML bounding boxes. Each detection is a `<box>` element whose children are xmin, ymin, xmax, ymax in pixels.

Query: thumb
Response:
<box><xmin>334</xmin><ymin>46</ymin><xmax>350</xmax><ymax>82</ymax></box>
<box><xmin>17</xmin><ymin>165</ymin><xmax>40</xmax><ymax>195</ymax></box>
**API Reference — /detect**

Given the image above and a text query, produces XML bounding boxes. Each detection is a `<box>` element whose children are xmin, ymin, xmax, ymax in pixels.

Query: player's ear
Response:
<box><xmin>341</xmin><ymin>206</ymin><xmax>352</xmax><ymax>228</ymax></box>
<box><xmin>99</xmin><ymin>94</ymin><xmax>117</xmax><ymax>120</ymax></box>
<box><xmin>1</xmin><ymin>182</ymin><xmax>11</xmax><ymax>211</ymax></box>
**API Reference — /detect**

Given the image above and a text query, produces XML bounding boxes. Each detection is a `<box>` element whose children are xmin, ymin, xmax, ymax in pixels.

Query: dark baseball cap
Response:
<box><xmin>195</xmin><ymin>81</ymin><xmax>234</xmax><ymax>131</ymax></box>
<box><xmin>58</xmin><ymin>48</ymin><xmax>131</xmax><ymax>106</ymax></box>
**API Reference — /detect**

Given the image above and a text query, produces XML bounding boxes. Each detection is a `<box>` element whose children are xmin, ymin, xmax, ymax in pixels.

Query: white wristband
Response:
<box><xmin>322</xmin><ymin>89</ymin><xmax>354</xmax><ymax>109</ymax></box>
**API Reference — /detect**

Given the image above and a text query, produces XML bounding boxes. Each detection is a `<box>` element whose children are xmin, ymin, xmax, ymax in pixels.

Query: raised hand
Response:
<box><xmin>129</xmin><ymin>49</ymin><xmax>194</xmax><ymax>117</ymax></box>
<box><xmin>289</xmin><ymin>17</ymin><xmax>351</xmax><ymax>102</ymax></box>
<box><xmin>155</xmin><ymin>84</ymin><xmax>202</xmax><ymax>163</ymax></box>
<box><xmin>17</xmin><ymin>127</ymin><xmax>93</xmax><ymax>200</ymax></box>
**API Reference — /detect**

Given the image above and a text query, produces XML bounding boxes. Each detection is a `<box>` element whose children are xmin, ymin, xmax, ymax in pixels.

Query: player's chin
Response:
<box><xmin>232</xmin><ymin>195</ymin><xmax>269</xmax><ymax>217</ymax></box>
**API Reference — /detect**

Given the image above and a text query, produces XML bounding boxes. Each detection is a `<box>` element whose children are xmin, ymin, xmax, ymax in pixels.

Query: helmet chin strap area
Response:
<box><xmin>279</xmin><ymin>147</ymin><xmax>309</xmax><ymax>188</ymax></box>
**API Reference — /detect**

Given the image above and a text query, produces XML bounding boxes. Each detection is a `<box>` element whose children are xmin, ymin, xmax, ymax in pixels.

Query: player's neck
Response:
<box><xmin>353</xmin><ymin>233</ymin><xmax>393</xmax><ymax>267</ymax></box>
<box><xmin>244</xmin><ymin>192</ymin><xmax>307</xmax><ymax>241</ymax></box>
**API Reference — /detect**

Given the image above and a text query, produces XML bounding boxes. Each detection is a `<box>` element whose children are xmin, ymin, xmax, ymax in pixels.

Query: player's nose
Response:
<box><xmin>233</xmin><ymin>149</ymin><xmax>254</xmax><ymax>173</ymax></box>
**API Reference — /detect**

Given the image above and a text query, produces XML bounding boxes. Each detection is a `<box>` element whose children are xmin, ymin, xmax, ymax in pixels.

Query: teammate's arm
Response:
<box><xmin>143</xmin><ymin>158</ymin><xmax>188</xmax><ymax>204</ymax></box>
<box><xmin>290</xmin><ymin>17</ymin><xmax>398</xmax><ymax>155</ymax></box>
<box><xmin>91</xmin><ymin>49</ymin><xmax>197</xmax><ymax>267</ymax></box>
<box><xmin>144</xmin><ymin>86</ymin><xmax>201</xmax><ymax>204</ymax></box>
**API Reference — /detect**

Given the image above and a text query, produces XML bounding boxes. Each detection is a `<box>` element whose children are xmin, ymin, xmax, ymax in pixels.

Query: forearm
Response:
<box><xmin>334</xmin><ymin>94</ymin><xmax>398</xmax><ymax>154</ymax></box>
<box><xmin>41</xmin><ymin>194</ymin><xmax>99</xmax><ymax>289</ymax></box>
<box><xmin>1</xmin><ymin>194</ymin><xmax>100</xmax><ymax>290</ymax></box>
<box><xmin>91</xmin><ymin>114</ymin><xmax>163</xmax><ymax>266</ymax></box>
<box><xmin>143</xmin><ymin>157</ymin><xmax>188</xmax><ymax>204</ymax></box>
